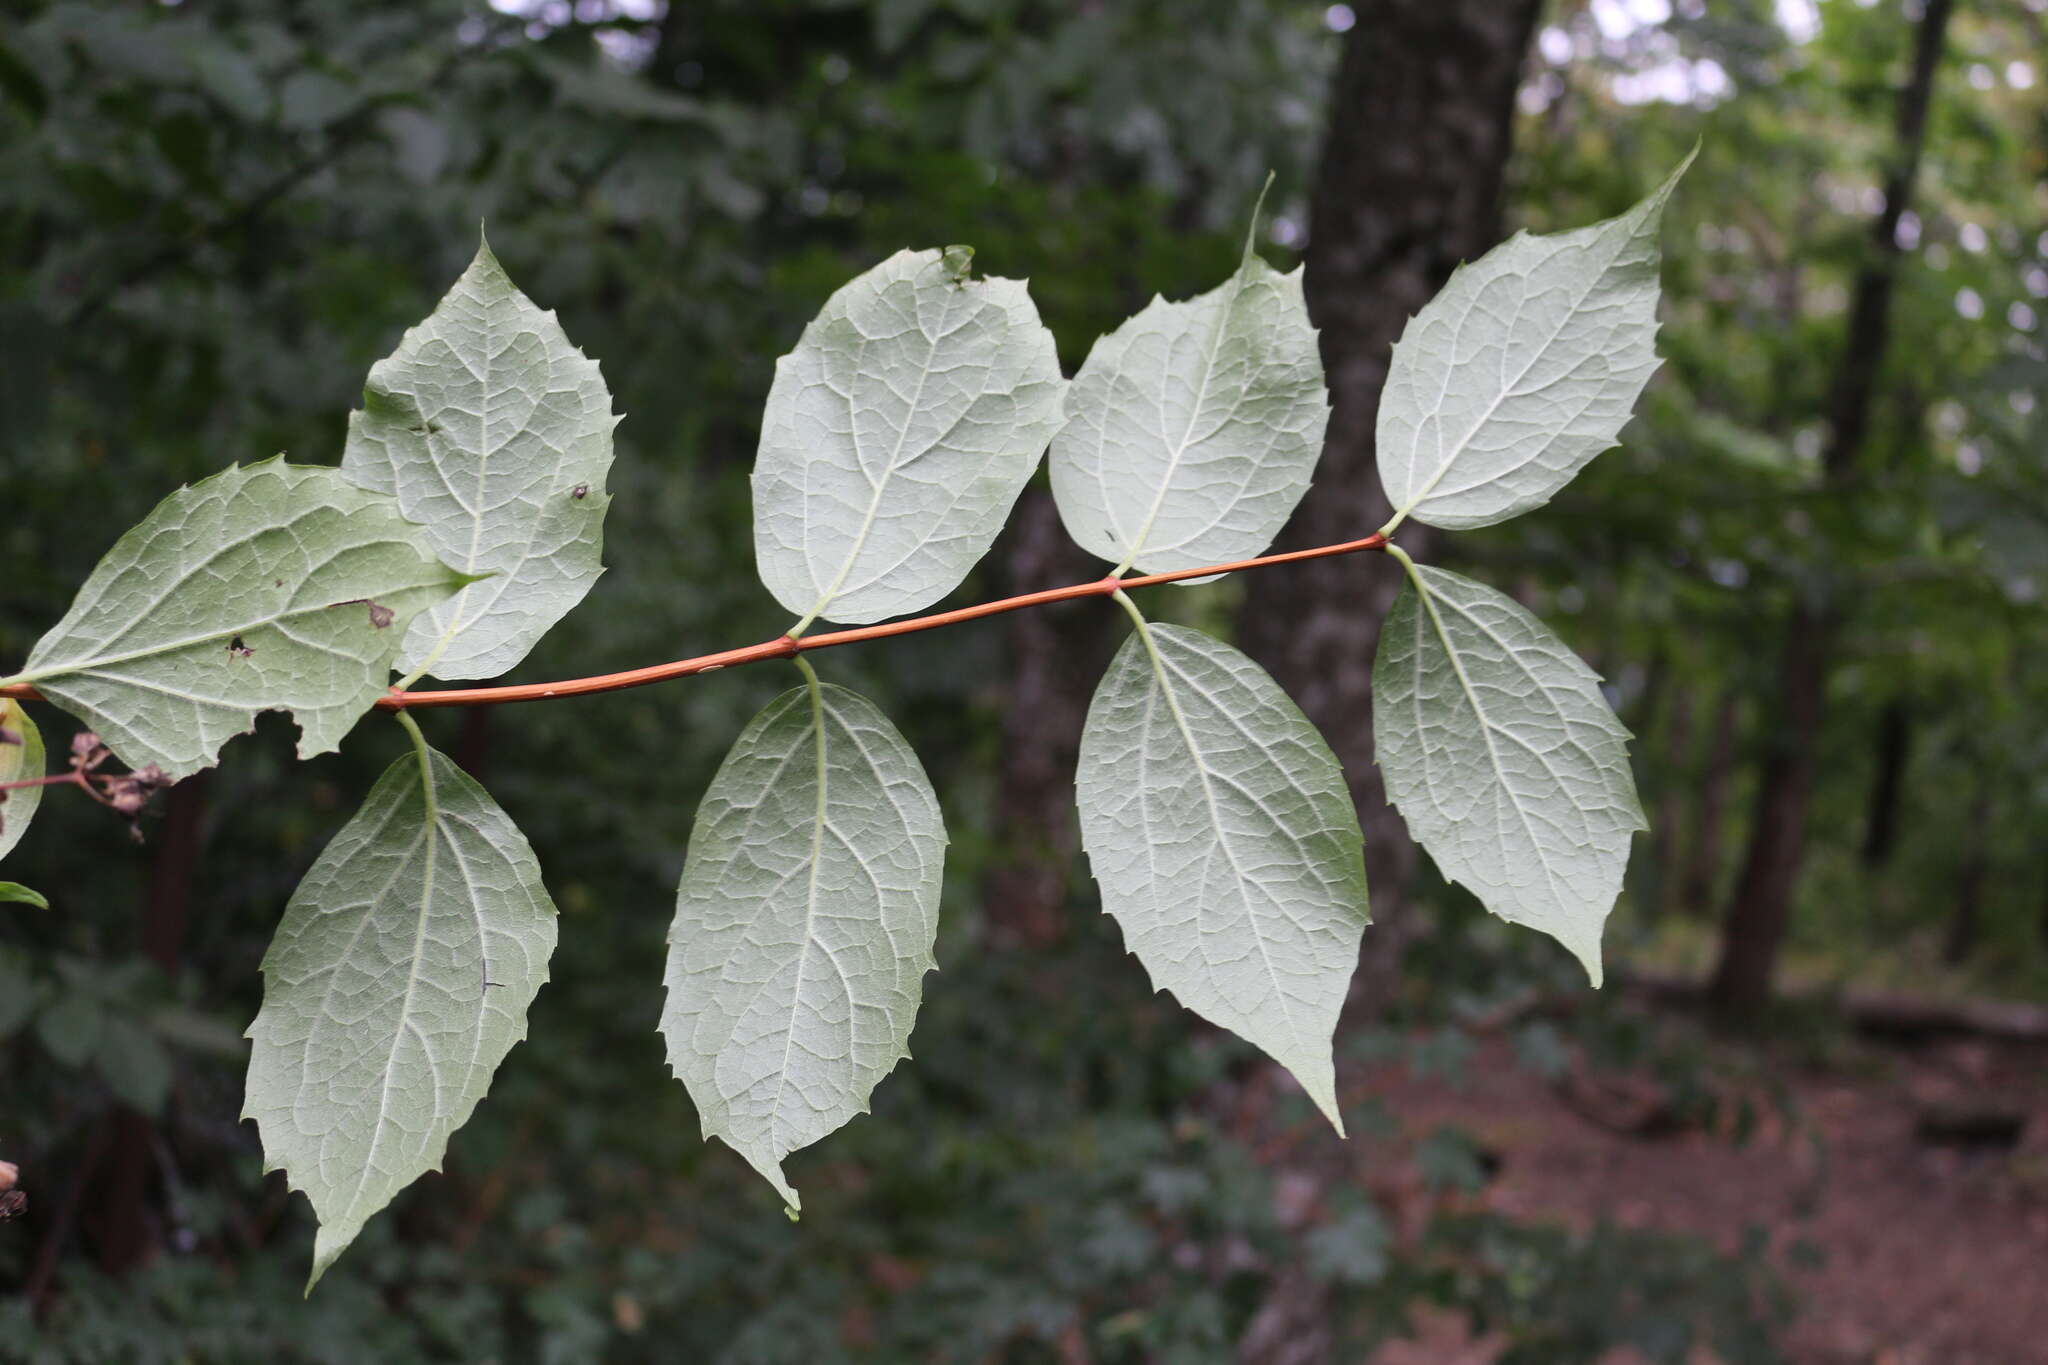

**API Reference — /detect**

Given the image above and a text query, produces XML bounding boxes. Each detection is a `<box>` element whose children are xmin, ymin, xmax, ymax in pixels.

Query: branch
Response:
<box><xmin>0</xmin><ymin>534</ymin><xmax>1390</xmax><ymax>712</ymax></box>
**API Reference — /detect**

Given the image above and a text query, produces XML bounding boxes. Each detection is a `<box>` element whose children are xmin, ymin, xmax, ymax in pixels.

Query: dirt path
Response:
<box><xmin>1356</xmin><ymin>1029</ymin><xmax>2048</xmax><ymax>1364</ymax></box>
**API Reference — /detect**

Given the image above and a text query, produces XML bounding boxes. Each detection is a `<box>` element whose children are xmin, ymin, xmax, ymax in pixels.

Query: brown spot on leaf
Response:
<box><xmin>572</xmin><ymin>484</ymin><xmax>589</xmax><ymax>500</ymax></box>
<box><xmin>366</xmin><ymin>602</ymin><xmax>395</xmax><ymax>630</ymax></box>
<box><xmin>0</xmin><ymin>726</ymin><xmax>20</xmax><ymax>747</ymax></box>
<box><xmin>227</xmin><ymin>636</ymin><xmax>252</xmax><ymax>659</ymax></box>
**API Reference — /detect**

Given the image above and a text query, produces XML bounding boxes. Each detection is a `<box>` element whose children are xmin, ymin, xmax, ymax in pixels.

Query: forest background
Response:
<box><xmin>2</xmin><ymin>1</ymin><xmax>2045</xmax><ymax>1361</ymax></box>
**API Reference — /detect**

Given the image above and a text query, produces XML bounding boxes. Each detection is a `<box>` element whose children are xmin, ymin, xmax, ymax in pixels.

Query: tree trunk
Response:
<box><xmin>85</xmin><ymin>771</ymin><xmax>209</xmax><ymax>1274</ymax></box>
<box><xmin>1234</xmin><ymin>0</ymin><xmax>1541</xmax><ymax>975</ymax></box>
<box><xmin>980</xmin><ymin>489</ymin><xmax>1119</xmax><ymax>947</ymax></box>
<box><xmin>2038</xmin><ymin>860</ymin><xmax>2048</xmax><ymax>951</ymax></box>
<box><xmin>1679</xmin><ymin>689</ymin><xmax>1740</xmax><ymax>916</ymax></box>
<box><xmin>1942</xmin><ymin>779</ymin><xmax>1994</xmax><ymax>965</ymax></box>
<box><xmin>1859</xmin><ymin>698</ymin><xmax>1912</xmax><ymax>869</ymax></box>
<box><xmin>1648</xmin><ymin>684</ymin><xmax>1695</xmax><ymax>921</ymax></box>
<box><xmin>1707</xmin><ymin>0</ymin><xmax>1953</xmax><ymax>1019</ymax></box>
<box><xmin>1707</xmin><ymin>608</ymin><xmax>1835</xmax><ymax>1015</ymax></box>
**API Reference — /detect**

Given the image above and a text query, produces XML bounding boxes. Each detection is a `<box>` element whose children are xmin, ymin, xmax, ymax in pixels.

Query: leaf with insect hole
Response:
<box><xmin>7</xmin><ymin>460</ymin><xmax>470</xmax><ymax>781</ymax></box>
<box><xmin>344</xmin><ymin>235</ymin><xmax>619</xmax><ymax>680</ymax></box>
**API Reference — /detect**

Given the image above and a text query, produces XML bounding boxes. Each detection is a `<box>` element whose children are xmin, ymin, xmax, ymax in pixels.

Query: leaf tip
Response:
<box><xmin>1567</xmin><ymin>935</ymin><xmax>1605</xmax><ymax>989</ymax></box>
<box><xmin>305</xmin><ymin>1227</ymin><xmax>352</xmax><ymax>1295</ymax></box>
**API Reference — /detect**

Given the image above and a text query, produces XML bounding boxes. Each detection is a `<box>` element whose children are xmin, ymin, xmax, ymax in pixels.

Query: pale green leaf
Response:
<box><xmin>244</xmin><ymin>729</ymin><xmax>558</xmax><ymax>1288</ymax></box>
<box><xmin>1049</xmin><ymin>249</ymin><xmax>1328</xmax><ymax>577</ymax></box>
<box><xmin>1377</xmin><ymin>151</ymin><xmax>1692</xmax><ymax>532</ymax></box>
<box><xmin>662</xmin><ymin>677</ymin><xmax>944</xmax><ymax>1210</ymax></box>
<box><xmin>0</xmin><ymin>883</ymin><xmax>48</xmax><ymax>909</ymax></box>
<box><xmin>0</xmin><ymin>699</ymin><xmax>46</xmax><ymax>863</ymax></box>
<box><xmin>344</xmin><ymin>237</ymin><xmax>618</xmax><ymax>680</ymax></box>
<box><xmin>11</xmin><ymin>461</ymin><xmax>469</xmax><ymax>781</ymax></box>
<box><xmin>1076</xmin><ymin>616</ymin><xmax>1368</xmax><ymax>1131</ymax></box>
<box><xmin>1374</xmin><ymin>561</ymin><xmax>1645</xmax><ymax>984</ymax></box>
<box><xmin>752</xmin><ymin>248</ymin><xmax>1065</xmax><ymax>628</ymax></box>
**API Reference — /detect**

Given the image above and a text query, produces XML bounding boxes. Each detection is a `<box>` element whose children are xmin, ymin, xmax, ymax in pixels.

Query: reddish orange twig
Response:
<box><xmin>1</xmin><ymin>533</ymin><xmax>1390</xmax><ymax>711</ymax></box>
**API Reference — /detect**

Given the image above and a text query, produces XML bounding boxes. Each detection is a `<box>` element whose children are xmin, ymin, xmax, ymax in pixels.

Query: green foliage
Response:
<box><xmin>1415</xmin><ymin>1215</ymin><xmax>1794</xmax><ymax>1365</ymax></box>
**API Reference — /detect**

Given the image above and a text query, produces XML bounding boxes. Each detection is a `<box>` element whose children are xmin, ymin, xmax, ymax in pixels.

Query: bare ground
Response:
<box><xmin>1351</xmin><ymin>1025</ymin><xmax>2048</xmax><ymax>1365</ymax></box>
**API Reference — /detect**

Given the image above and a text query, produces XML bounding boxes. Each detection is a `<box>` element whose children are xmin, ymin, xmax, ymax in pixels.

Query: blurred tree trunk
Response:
<box><xmin>1859</xmin><ymin>699</ymin><xmax>1912</xmax><ymax>869</ymax></box>
<box><xmin>2038</xmin><ymin>862</ymin><xmax>2048</xmax><ymax>951</ymax></box>
<box><xmin>981</xmin><ymin>490</ymin><xmax>1118</xmax><ymax>945</ymax></box>
<box><xmin>1708</xmin><ymin>0</ymin><xmax>1953</xmax><ymax>1018</ymax></box>
<box><xmin>1648</xmin><ymin>683</ymin><xmax>1694</xmax><ymax>920</ymax></box>
<box><xmin>83</xmin><ymin>772</ymin><xmax>209</xmax><ymax>1273</ymax></box>
<box><xmin>1707</xmin><ymin>608</ymin><xmax>1834</xmax><ymax>1012</ymax></box>
<box><xmin>1234</xmin><ymin>0</ymin><xmax>1540</xmax><ymax>989</ymax></box>
<box><xmin>1942</xmin><ymin>778</ymin><xmax>1993</xmax><ymax>965</ymax></box>
<box><xmin>1679</xmin><ymin>689</ymin><xmax>1740</xmax><ymax>916</ymax></box>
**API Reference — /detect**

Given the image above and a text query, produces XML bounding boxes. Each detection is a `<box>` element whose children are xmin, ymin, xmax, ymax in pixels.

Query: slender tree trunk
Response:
<box><xmin>2038</xmin><ymin>860</ymin><xmax>2048</xmax><ymax>951</ymax></box>
<box><xmin>1680</xmin><ymin>689</ymin><xmax>1740</xmax><ymax>916</ymax></box>
<box><xmin>1648</xmin><ymin>685</ymin><xmax>1695</xmax><ymax>921</ymax></box>
<box><xmin>1708</xmin><ymin>608</ymin><xmax>1835</xmax><ymax>1014</ymax></box>
<box><xmin>1942</xmin><ymin>779</ymin><xmax>1994</xmax><ymax>965</ymax></box>
<box><xmin>1860</xmin><ymin>699</ymin><xmax>1912</xmax><ymax>869</ymax></box>
<box><xmin>1234</xmin><ymin>0</ymin><xmax>1541</xmax><ymax>980</ymax></box>
<box><xmin>981</xmin><ymin>490</ymin><xmax>1118</xmax><ymax>946</ymax></box>
<box><xmin>84</xmin><ymin>771</ymin><xmax>209</xmax><ymax>1273</ymax></box>
<box><xmin>1707</xmin><ymin>0</ymin><xmax>1953</xmax><ymax>1018</ymax></box>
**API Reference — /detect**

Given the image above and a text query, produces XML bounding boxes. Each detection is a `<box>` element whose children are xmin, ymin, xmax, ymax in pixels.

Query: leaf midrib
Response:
<box><xmin>800</xmin><ymin>285</ymin><xmax>966</xmax><ymax>628</ymax></box>
<box><xmin>16</xmin><ymin>569</ymin><xmax>434</xmax><ymax>687</ymax></box>
<box><xmin>1402</xmin><ymin>568</ymin><xmax>1574</xmax><ymax>919</ymax></box>
<box><xmin>1113</xmin><ymin>269</ymin><xmax>1247</xmax><ymax>574</ymax></box>
<box><xmin>1126</xmin><ymin>617</ymin><xmax>1310</xmax><ymax>1068</ymax></box>
<box><xmin>339</xmin><ymin>731</ymin><xmax>444</xmax><ymax>1231</ymax></box>
<box><xmin>1391</xmin><ymin>217</ymin><xmax>1641</xmax><ymax>521</ymax></box>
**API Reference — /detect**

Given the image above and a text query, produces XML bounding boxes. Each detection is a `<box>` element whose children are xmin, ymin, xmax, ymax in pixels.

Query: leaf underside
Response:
<box><xmin>752</xmin><ymin>248</ymin><xmax>1066</xmax><ymax>627</ymax></box>
<box><xmin>1377</xmin><ymin>150</ymin><xmax>1691</xmax><ymax>532</ymax></box>
<box><xmin>1050</xmin><ymin>252</ymin><xmax>1328</xmax><ymax>577</ymax></box>
<box><xmin>1076</xmin><ymin>621</ymin><xmax>1368</xmax><ymax>1130</ymax></box>
<box><xmin>244</xmin><ymin>740</ymin><xmax>558</xmax><ymax>1288</ymax></box>
<box><xmin>15</xmin><ymin>460</ymin><xmax>468</xmax><ymax>780</ymax></box>
<box><xmin>662</xmin><ymin>681</ymin><xmax>944</xmax><ymax>1210</ymax></box>
<box><xmin>1374</xmin><ymin>563</ymin><xmax>1644</xmax><ymax>984</ymax></box>
<box><xmin>0</xmin><ymin>699</ymin><xmax>46</xmax><ymax>863</ymax></box>
<box><xmin>344</xmin><ymin>237</ymin><xmax>618</xmax><ymax>680</ymax></box>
